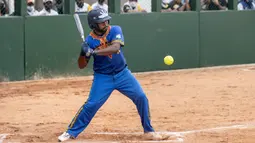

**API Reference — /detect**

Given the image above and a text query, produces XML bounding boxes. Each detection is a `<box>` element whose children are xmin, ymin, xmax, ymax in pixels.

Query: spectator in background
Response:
<box><xmin>36</xmin><ymin>0</ymin><xmax>58</xmax><ymax>16</ymax></box>
<box><xmin>201</xmin><ymin>0</ymin><xmax>210</xmax><ymax>9</ymax></box>
<box><xmin>91</xmin><ymin>0</ymin><xmax>108</xmax><ymax>13</ymax></box>
<box><xmin>27</xmin><ymin>0</ymin><xmax>38</xmax><ymax>16</ymax></box>
<box><xmin>161</xmin><ymin>0</ymin><xmax>173</xmax><ymax>12</ymax></box>
<box><xmin>182</xmin><ymin>0</ymin><xmax>191</xmax><ymax>10</ymax></box>
<box><xmin>75</xmin><ymin>0</ymin><xmax>92</xmax><ymax>13</ymax></box>
<box><xmin>122</xmin><ymin>0</ymin><xmax>147</xmax><ymax>13</ymax></box>
<box><xmin>237</xmin><ymin>0</ymin><xmax>255</xmax><ymax>10</ymax></box>
<box><xmin>201</xmin><ymin>0</ymin><xmax>228</xmax><ymax>10</ymax></box>
<box><xmin>162</xmin><ymin>0</ymin><xmax>191</xmax><ymax>12</ymax></box>
<box><xmin>0</xmin><ymin>0</ymin><xmax>8</xmax><ymax>16</ymax></box>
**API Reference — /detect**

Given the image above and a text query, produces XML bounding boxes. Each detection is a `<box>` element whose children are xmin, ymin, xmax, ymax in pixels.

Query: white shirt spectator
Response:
<box><xmin>75</xmin><ymin>2</ymin><xmax>92</xmax><ymax>13</ymax></box>
<box><xmin>27</xmin><ymin>8</ymin><xmax>39</xmax><ymax>16</ymax></box>
<box><xmin>162</xmin><ymin>0</ymin><xmax>173</xmax><ymax>3</ymax></box>
<box><xmin>123</xmin><ymin>1</ymin><xmax>146</xmax><ymax>13</ymax></box>
<box><xmin>91</xmin><ymin>2</ymin><xmax>108</xmax><ymax>13</ymax></box>
<box><xmin>27</xmin><ymin>0</ymin><xmax>38</xmax><ymax>16</ymax></box>
<box><xmin>7</xmin><ymin>0</ymin><xmax>14</xmax><ymax>15</ymax></box>
<box><xmin>237</xmin><ymin>0</ymin><xmax>255</xmax><ymax>10</ymax></box>
<box><xmin>35</xmin><ymin>0</ymin><xmax>58</xmax><ymax>16</ymax></box>
<box><xmin>36</xmin><ymin>8</ymin><xmax>58</xmax><ymax>16</ymax></box>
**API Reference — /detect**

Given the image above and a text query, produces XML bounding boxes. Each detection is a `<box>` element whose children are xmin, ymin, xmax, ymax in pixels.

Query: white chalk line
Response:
<box><xmin>92</xmin><ymin>122</ymin><xmax>255</xmax><ymax>143</ymax></box>
<box><xmin>133</xmin><ymin>63</ymin><xmax>255</xmax><ymax>75</ymax></box>
<box><xmin>242</xmin><ymin>68</ymin><xmax>255</xmax><ymax>71</ymax></box>
<box><xmin>0</xmin><ymin>134</ymin><xmax>8</xmax><ymax>143</ymax></box>
<box><xmin>1</xmin><ymin>123</ymin><xmax>255</xmax><ymax>143</ymax></box>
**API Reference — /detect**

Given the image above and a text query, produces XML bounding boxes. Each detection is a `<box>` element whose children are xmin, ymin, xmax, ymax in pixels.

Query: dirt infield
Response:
<box><xmin>1</xmin><ymin>65</ymin><xmax>255</xmax><ymax>143</ymax></box>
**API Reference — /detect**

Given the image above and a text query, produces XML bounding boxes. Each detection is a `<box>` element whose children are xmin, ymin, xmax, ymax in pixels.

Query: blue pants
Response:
<box><xmin>66</xmin><ymin>67</ymin><xmax>154</xmax><ymax>137</ymax></box>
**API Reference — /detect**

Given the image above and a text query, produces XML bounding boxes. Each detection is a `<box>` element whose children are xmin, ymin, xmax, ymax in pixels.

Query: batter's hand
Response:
<box><xmin>85</xmin><ymin>48</ymin><xmax>95</xmax><ymax>57</ymax></box>
<box><xmin>82</xmin><ymin>42</ymin><xmax>95</xmax><ymax>58</ymax></box>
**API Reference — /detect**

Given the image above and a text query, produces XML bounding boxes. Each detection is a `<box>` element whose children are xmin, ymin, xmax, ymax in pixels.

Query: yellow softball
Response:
<box><xmin>164</xmin><ymin>55</ymin><xmax>174</xmax><ymax>65</ymax></box>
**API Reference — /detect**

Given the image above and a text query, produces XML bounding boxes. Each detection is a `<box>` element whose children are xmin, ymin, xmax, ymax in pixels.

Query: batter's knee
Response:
<box><xmin>82</xmin><ymin>101</ymin><xmax>101</xmax><ymax>111</ymax></box>
<box><xmin>136</xmin><ymin>92</ymin><xmax>148</xmax><ymax>101</ymax></box>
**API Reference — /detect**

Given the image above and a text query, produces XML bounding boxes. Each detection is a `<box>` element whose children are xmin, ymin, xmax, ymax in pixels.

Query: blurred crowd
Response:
<box><xmin>0</xmin><ymin>0</ymin><xmax>9</xmax><ymax>16</ymax></box>
<box><xmin>0</xmin><ymin>0</ymin><xmax>255</xmax><ymax>16</ymax></box>
<box><xmin>200</xmin><ymin>0</ymin><xmax>228</xmax><ymax>10</ymax></box>
<box><xmin>161</xmin><ymin>0</ymin><xmax>191</xmax><ymax>12</ymax></box>
<box><xmin>237</xmin><ymin>0</ymin><xmax>255</xmax><ymax>10</ymax></box>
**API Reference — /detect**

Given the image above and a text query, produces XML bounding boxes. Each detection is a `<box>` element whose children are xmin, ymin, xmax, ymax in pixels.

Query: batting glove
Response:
<box><xmin>81</xmin><ymin>42</ymin><xmax>96</xmax><ymax>58</ymax></box>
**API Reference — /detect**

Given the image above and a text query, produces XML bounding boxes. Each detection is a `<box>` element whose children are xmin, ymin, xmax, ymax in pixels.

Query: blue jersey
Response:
<box><xmin>84</xmin><ymin>25</ymin><xmax>126</xmax><ymax>75</ymax></box>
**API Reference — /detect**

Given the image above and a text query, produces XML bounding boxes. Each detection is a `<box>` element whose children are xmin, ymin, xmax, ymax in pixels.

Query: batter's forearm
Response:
<box><xmin>78</xmin><ymin>56</ymin><xmax>89</xmax><ymax>69</ymax></box>
<box><xmin>94</xmin><ymin>43</ymin><xmax>120</xmax><ymax>56</ymax></box>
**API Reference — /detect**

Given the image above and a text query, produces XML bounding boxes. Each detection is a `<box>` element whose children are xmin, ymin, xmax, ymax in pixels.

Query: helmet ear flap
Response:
<box><xmin>94</xmin><ymin>23</ymin><xmax>99</xmax><ymax>30</ymax></box>
<box><xmin>90</xmin><ymin>23</ymin><xmax>99</xmax><ymax>30</ymax></box>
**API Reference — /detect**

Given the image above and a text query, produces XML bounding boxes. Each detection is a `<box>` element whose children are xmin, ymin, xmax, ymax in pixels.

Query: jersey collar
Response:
<box><xmin>90</xmin><ymin>26</ymin><xmax>111</xmax><ymax>40</ymax></box>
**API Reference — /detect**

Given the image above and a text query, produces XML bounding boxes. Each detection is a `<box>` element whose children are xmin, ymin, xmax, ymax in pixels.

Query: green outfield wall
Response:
<box><xmin>24</xmin><ymin>12</ymin><xmax>199</xmax><ymax>79</ymax></box>
<box><xmin>24</xmin><ymin>15</ymin><xmax>93</xmax><ymax>79</ymax></box>
<box><xmin>199</xmin><ymin>11</ymin><xmax>255</xmax><ymax>67</ymax></box>
<box><xmin>0</xmin><ymin>17</ymin><xmax>24</xmax><ymax>81</ymax></box>
<box><xmin>0</xmin><ymin>11</ymin><xmax>255</xmax><ymax>81</ymax></box>
<box><xmin>110</xmin><ymin>12</ymin><xmax>199</xmax><ymax>72</ymax></box>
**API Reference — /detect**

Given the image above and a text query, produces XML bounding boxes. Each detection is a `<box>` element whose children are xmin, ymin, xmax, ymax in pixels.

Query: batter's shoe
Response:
<box><xmin>58</xmin><ymin>132</ymin><xmax>74</xmax><ymax>142</ymax></box>
<box><xmin>144</xmin><ymin>132</ymin><xmax>164</xmax><ymax>140</ymax></box>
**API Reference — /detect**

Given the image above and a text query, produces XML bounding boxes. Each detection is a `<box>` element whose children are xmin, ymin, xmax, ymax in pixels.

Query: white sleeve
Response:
<box><xmin>36</xmin><ymin>10</ymin><xmax>46</xmax><ymax>16</ymax></box>
<box><xmin>75</xmin><ymin>3</ymin><xmax>78</xmax><ymax>12</ymax></box>
<box><xmin>91</xmin><ymin>3</ymin><xmax>96</xmax><ymax>9</ymax></box>
<box><xmin>31</xmin><ymin>10</ymin><xmax>39</xmax><ymax>16</ymax></box>
<box><xmin>8</xmin><ymin>0</ymin><xmax>15</xmax><ymax>14</ymax></box>
<box><xmin>237</xmin><ymin>3</ymin><xmax>243</xmax><ymax>10</ymax></box>
<box><xmin>52</xmin><ymin>10</ymin><xmax>59</xmax><ymax>15</ymax></box>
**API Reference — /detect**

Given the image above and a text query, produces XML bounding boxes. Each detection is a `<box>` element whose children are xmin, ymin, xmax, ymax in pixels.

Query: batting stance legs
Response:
<box><xmin>66</xmin><ymin>67</ymin><xmax>154</xmax><ymax>138</ymax></box>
